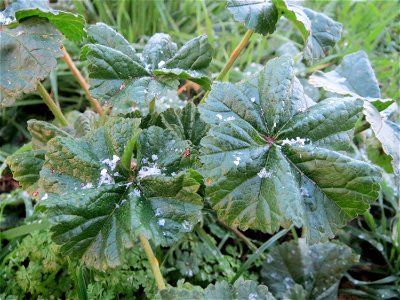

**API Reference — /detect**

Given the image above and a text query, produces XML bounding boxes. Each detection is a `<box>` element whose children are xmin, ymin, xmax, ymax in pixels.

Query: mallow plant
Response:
<box><xmin>1</xmin><ymin>0</ymin><xmax>398</xmax><ymax>298</ymax></box>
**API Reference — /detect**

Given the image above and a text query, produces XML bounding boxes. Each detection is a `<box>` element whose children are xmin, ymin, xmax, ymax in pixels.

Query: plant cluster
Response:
<box><xmin>0</xmin><ymin>0</ymin><xmax>398</xmax><ymax>299</ymax></box>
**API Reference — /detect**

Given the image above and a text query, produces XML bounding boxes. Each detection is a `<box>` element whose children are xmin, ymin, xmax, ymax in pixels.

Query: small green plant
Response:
<box><xmin>1</xmin><ymin>0</ymin><xmax>398</xmax><ymax>298</ymax></box>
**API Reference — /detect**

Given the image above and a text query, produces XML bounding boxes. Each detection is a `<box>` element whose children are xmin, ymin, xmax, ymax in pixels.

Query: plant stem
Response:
<box><xmin>36</xmin><ymin>82</ymin><xmax>69</xmax><ymax>127</ymax></box>
<box><xmin>218</xmin><ymin>220</ymin><xmax>258</xmax><ymax>252</ymax></box>
<box><xmin>139</xmin><ymin>234</ymin><xmax>166</xmax><ymax>290</ymax></box>
<box><xmin>200</xmin><ymin>29</ymin><xmax>254</xmax><ymax>104</ymax></box>
<box><xmin>61</xmin><ymin>45</ymin><xmax>105</xmax><ymax>117</ymax></box>
<box><xmin>354</xmin><ymin>121</ymin><xmax>370</xmax><ymax>135</ymax></box>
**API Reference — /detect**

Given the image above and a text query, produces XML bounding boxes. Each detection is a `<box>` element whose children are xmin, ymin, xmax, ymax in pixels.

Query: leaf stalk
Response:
<box><xmin>61</xmin><ymin>45</ymin><xmax>105</xmax><ymax>117</ymax></box>
<box><xmin>139</xmin><ymin>234</ymin><xmax>166</xmax><ymax>290</ymax></box>
<box><xmin>36</xmin><ymin>82</ymin><xmax>69</xmax><ymax>127</ymax></box>
<box><xmin>200</xmin><ymin>29</ymin><xmax>254</xmax><ymax>103</ymax></box>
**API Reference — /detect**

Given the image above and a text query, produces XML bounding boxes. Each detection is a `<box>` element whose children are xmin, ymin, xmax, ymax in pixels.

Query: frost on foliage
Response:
<box><xmin>81</xmin><ymin>23</ymin><xmax>212</xmax><ymax>114</ymax></box>
<box><xmin>1</xmin><ymin>19</ymin><xmax>63</xmax><ymax>107</ymax></box>
<box><xmin>260</xmin><ymin>239</ymin><xmax>358</xmax><ymax>299</ymax></box>
<box><xmin>199</xmin><ymin>55</ymin><xmax>381</xmax><ymax>243</ymax></box>
<box><xmin>36</xmin><ymin>123</ymin><xmax>203</xmax><ymax>270</ymax></box>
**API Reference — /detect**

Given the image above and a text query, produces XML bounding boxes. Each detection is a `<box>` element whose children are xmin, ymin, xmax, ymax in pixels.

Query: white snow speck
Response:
<box><xmin>182</xmin><ymin>220</ymin><xmax>192</xmax><ymax>231</ymax></box>
<box><xmin>257</xmin><ymin>168</ymin><xmax>272</xmax><ymax>178</ymax></box>
<box><xmin>115</xmin><ymin>203</ymin><xmax>120</xmax><ymax>209</ymax></box>
<box><xmin>248</xmin><ymin>293</ymin><xmax>257</xmax><ymax>300</ymax></box>
<box><xmin>250</xmin><ymin>97</ymin><xmax>256</xmax><ymax>102</ymax></box>
<box><xmin>137</xmin><ymin>165</ymin><xmax>162</xmax><ymax>179</ymax></box>
<box><xmin>82</xmin><ymin>182</ymin><xmax>93</xmax><ymax>189</ymax></box>
<box><xmin>233</xmin><ymin>156</ymin><xmax>241</xmax><ymax>166</ymax></box>
<box><xmin>98</xmin><ymin>168</ymin><xmax>114</xmax><ymax>186</ymax></box>
<box><xmin>133</xmin><ymin>188</ymin><xmax>141</xmax><ymax>197</ymax></box>
<box><xmin>158</xmin><ymin>60</ymin><xmax>165</xmax><ymax>68</ymax></box>
<box><xmin>101</xmin><ymin>155</ymin><xmax>120</xmax><ymax>170</ymax></box>
<box><xmin>155</xmin><ymin>208</ymin><xmax>161</xmax><ymax>216</ymax></box>
<box><xmin>158</xmin><ymin>218</ymin><xmax>166</xmax><ymax>226</ymax></box>
<box><xmin>114</xmin><ymin>172</ymin><xmax>120</xmax><ymax>177</ymax></box>
<box><xmin>281</xmin><ymin>137</ymin><xmax>310</xmax><ymax>147</ymax></box>
<box><xmin>224</xmin><ymin>116</ymin><xmax>235</xmax><ymax>121</ymax></box>
<box><xmin>151</xmin><ymin>154</ymin><xmax>159</xmax><ymax>161</ymax></box>
<box><xmin>216</xmin><ymin>114</ymin><xmax>223</xmax><ymax>120</ymax></box>
<box><xmin>41</xmin><ymin>193</ymin><xmax>48</xmax><ymax>201</ymax></box>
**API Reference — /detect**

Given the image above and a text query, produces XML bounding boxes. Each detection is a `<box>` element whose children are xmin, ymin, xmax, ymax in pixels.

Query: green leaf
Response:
<box><xmin>36</xmin><ymin>120</ymin><xmax>203</xmax><ymax>269</ymax></box>
<box><xmin>365</xmin><ymin>137</ymin><xmax>394</xmax><ymax>173</ymax></box>
<box><xmin>199</xmin><ymin>56</ymin><xmax>381</xmax><ymax>242</ymax></box>
<box><xmin>6</xmin><ymin>150</ymin><xmax>46</xmax><ymax>195</ymax></box>
<box><xmin>309</xmin><ymin>51</ymin><xmax>393</xmax><ymax>110</ymax></box>
<box><xmin>160</xmin><ymin>102</ymin><xmax>209</xmax><ymax>146</ymax></box>
<box><xmin>158</xmin><ymin>279</ymin><xmax>275</xmax><ymax>300</ymax></box>
<box><xmin>82</xmin><ymin>25</ymin><xmax>213</xmax><ymax>114</ymax></box>
<box><xmin>0</xmin><ymin>18</ymin><xmax>63</xmax><ymax>107</ymax></box>
<box><xmin>27</xmin><ymin>120</ymin><xmax>71</xmax><ymax>150</ymax></box>
<box><xmin>363</xmin><ymin>102</ymin><xmax>400</xmax><ymax>175</ymax></box>
<box><xmin>301</xmin><ymin>8</ymin><xmax>342</xmax><ymax>65</ymax></box>
<box><xmin>73</xmin><ymin>110</ymin><xmax>100</xmax><ymax>138</ymax></box>
<box><xmin>260</xmin><ymin>239</ymin><xmax>359</xmax><ymax>299</ymax></box>
<box><xmin>1</xmin><ymin>0</ymin><xmax>86</xmax><ymax>41</ymax></box>
<box><xmin>226</xmin><ymin>0</ymin><xmax>279</xmax><ymax>35</ymax></box>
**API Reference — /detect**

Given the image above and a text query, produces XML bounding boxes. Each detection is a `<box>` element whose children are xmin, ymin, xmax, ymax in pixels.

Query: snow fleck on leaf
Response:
<box><xmin>158</xmin><ymin>218</ymin><xmax>166</xmax><ymax>226</ymax></box>
<box><xmin>182</xmin><ymin>220</ymin><xmax>192</xmax><ymax>231</ymax></box>
<box><xmin>250</xmin><ymin>97</ymin><xmax>256</xmax><ymax>102</ymax></box>
<box><xmin>115</xmin><ymin>203</ymin><xmax>120</xmax><ymax>209</ymax></box>
<box><xmin>216</xmin><ymin>114</ymin><xmax>223</xmax><ymax>120</ymax></box>
<box><xmin>224</xmin><ymin>116</ymin><xmax>235</xmax><ymax>121</ymax></box>
<box><xmin>171</xmin><ymin>172</ymin><xmax>176</xmax><ymax>176</ymax></box>
<box><xmin>151</xmin><ymin>154</ymin><xmax>159</xmax><ymax>161</ymax></box>
<box><xmin>98</xmin><ymin>168</ymin><xmax>114</xmax><ymax>186</ymax></box>
<box><xmin>233</xmin><ymin>156</ymin><xmax>241</xmax><ymax>166</ymax></box>
<box><xmin>137</xmin><ymin>165</ymin><xmax>162</xmax><ymax>179</ymax></box>
<box><xmin>257</xmin><ymin>168</ymin><xmax>272</xmax><ymax>179</ymax></box>
<box><xmin>248</xmin><ymin>293</ymin><xmax>257</xmax><ymax>300</ymax></box>
<box><xmin>158</xmin><ymin>60</ymin><xmax>165</xmax><ymax>68</ymax></box>
<box><xmin>81</xmin><ymin>182</ymin><xmax>93</xmax><ymax>189</ymax></box>
<box><xmin>155</xmin><ymin>208</ymin><xmax>161</xmax><ymax>216</ymax></box>
<box><xmin>133</xmin><ymin>188</ymin><xmax>141</xmax><ymax>197</ymax></box>
<box><xmin>281</xmin><ymin>137</ymin><xmax>310</xmax><ymax>147</ymax></box>
<box><xmin>41</xmin><ymin>193</ymin><xmax>48</xmax><ymax>201</ymax></box>
<box><xmin>101</xmin><ymin>155</ymin><xmax>120</xmax><ymax>170</ymax></box>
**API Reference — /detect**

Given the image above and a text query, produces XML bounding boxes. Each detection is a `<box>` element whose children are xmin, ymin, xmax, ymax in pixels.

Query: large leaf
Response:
<box><xmin>199</xmin><ymin>56</ymin><xmax>381</xmax><ymax>243</ymax></box>
<box><xmin>81</xmin><ymin>24</ymin><xmax>212</xmax><ymax>114</ymax></box>
<box><xmin>309</xmin><ymin>51</ymin><xmax>393</xmax><ymax>110</ymax></box>
<box><xmin>0</xmin><ymin>18</ymin><xmax>63</xmax><ymax>107</ymax></box>
<box><xmin>158</xmin><ymin>279</ymin><xmax>275</xmax><ymax>300</ymax></box>
<box><xmin>36</xmin><ymin>119</ymin><xmax>203</xmax><ymax>269</ymax></box>
<box><xmin>1</xmin><ymin>0</ymin><xmax>86</xmax><ymax>41</ymax></box>
<box><xmin>363</xmin><ymin>102</ymin><xmax>400</xmax><ymax>175</ymax></box>
<box><xmin>227</xmin><ymin>0</ymin><xmax>279</xmax><ymax>35</ymax></box>
<box><xmin>260</xmin><ymin>239</ymin><xmax>359</xmax><ymax>299</ymax></box>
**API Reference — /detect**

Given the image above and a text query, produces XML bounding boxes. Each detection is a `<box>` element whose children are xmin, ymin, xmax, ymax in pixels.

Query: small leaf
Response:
<box><xmin>27</xmin><ymin>120</ymin><xmax>71</xmax><ymax>150</ymax></box>
<box><xmin>260</xmin><ymin>239</ymin><xmax>359</xmax><ymax>299</ymax></box>
<box><xmin>0</xmin><ymin>18</ymin><xmax>63</xmax><ymax>107</ymax></box>
<box><xmin>6</xmin><ymin>150</ymin><xmax>46</xmax><ymax>194</ymax></box>
<box><xmin>157</xmin><ymin>279</ymin><xmax>275</xmax><ymax>300</ymax></box>
<box><xmin>309</xmin><ymin>51</ymin><xmax>393</xmax><ymax>111</ymax></box>
<box><xmin>73</xmin><ymin>110</ymin><xmax>100</xmax><ymax>138</ymax></box>
<box><xmin>363</xmin><ymin>102</ymin><xmax>400</xmax><ymax>175</ymax></box>
<box><xmin>2</xmin><ymin>0</ymin><xmax>86</xmax><ymax>41</ymax></box>
<box><xmin>301</xmin><ymin>8</ymin><xmax>342</xmax><ymax>65</ymax></box>
<box><xmin>227</xmin><ymin>0</ymin><xmax>279</xmax><ymax>35</ymax></box>
<box><xmin>199</xmin><ymin>56</ymin><xmax>381</xmax><ymax>242</ymax></box>
<box><xmin>160</xmin><ymin>102</ymin><xmax>209</xmax><ymax>146</ymax></box>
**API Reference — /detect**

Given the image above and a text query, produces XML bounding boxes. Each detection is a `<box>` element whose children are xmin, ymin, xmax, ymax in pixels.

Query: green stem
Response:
<box><xmin>354</xmin><ymin>121</ymin><xmax>370</xmax><ymax>135</ymax></box>
<box><xmin>139</xmin><ymin>234</ymin><xmax>166</xmax><ymax>290</ymax></box>
<box><xmin>36</xmin><ymin>82</ymin><xmax>69</xmax><ymax>127</ymax></box>
<box><xmin>200</xmin><ymin>29</ymin><xmax>254</xmax><ymax>104</ymax></box>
